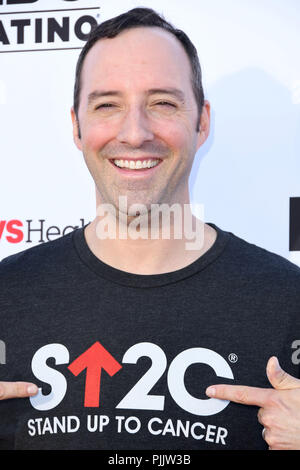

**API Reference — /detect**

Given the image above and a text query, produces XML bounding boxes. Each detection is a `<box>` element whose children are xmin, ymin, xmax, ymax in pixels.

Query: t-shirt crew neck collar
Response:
<box><xmin>72</xmin><ymin>222</ymin><xmax>230</xmax><ymax>288</ymax></box>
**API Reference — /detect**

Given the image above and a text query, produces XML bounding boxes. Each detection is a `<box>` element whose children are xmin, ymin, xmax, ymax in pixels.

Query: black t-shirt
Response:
<box><xmin>0</xmin><ymin>222</ymin><xmax>300</xmax><ymax>450</ymax></box>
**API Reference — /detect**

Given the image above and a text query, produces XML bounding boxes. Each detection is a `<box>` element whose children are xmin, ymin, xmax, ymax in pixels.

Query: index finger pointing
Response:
<box><xmin>205</xmin><ymin>384</ymin><xmax>272</xmax><ymax>407</ymax></box>
<box><xmin>0</xmin><ymin>381</ymin><xmax>38</xmax><ymax>400</ymax></box>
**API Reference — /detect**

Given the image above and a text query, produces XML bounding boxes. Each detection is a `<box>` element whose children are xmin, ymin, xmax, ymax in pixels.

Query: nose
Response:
<box><xmin>116</xmin><ymin>106</ymin><xmax>154</xmax><ymax>148</ymax></box>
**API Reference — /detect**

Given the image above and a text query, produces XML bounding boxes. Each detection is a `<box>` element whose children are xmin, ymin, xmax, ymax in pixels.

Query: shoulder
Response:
<box><xmin>223</xmin><ymin>227</ymin><xmax>300</xmax><ymax>287</ymax></box>
<box><xmin>0</xmin><ymin>229</ymin><xmax>76</xmax><ymax>281</ymax></box>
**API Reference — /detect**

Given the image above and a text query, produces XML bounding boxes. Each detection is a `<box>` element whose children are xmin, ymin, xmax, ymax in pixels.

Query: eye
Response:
<box><xmin>95</xmin><ymin>103</ymin><xmax>115</xmax><ymax>110</ymax></box>
<box><xmin>155</xmin><ymin>101</ymin><xmax>176</xmax><ymax>107</ymax></box>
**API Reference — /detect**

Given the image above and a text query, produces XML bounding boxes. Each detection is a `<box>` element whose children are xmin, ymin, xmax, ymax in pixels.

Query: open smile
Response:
<box><xmin>109</xmin><ymin>158</ymin><xmax>163</xmax><ymax>176</ymax></box>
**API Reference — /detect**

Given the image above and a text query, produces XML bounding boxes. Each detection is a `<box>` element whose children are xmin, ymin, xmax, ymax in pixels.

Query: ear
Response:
<box><xmin>196</xmin><ymin>100</ymin><xmax>210</xmax><ymax>150</ymax></box>
<box><xmin>71</xmin><ymin>107</ymin><xmax>82</xmax><ymax>151</ymax></box>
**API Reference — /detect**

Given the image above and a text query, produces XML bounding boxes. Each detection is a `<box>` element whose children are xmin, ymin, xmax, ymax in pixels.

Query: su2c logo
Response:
<box><xmin>30</xmin><ymin>341</ymin><xmax>234</xmax><ymax>416</ymax></box>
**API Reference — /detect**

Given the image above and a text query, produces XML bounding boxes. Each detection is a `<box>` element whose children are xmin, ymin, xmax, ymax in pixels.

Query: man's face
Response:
<box><xmin>72</xmin><ymin>26</ymin><xmax>210</xmax><ymax>216</ymax></box>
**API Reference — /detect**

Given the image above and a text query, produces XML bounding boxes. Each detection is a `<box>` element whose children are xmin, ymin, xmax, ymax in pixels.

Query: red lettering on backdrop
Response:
<box><xmin>6</xmin><ymin>220</ymin><xmax>23</xmax><ymax>243</ymax></box>
<box><xmin>0</xmin><ymin>220</ymin><xmax>23</xmax><ymax>243</ymax></box>
<box><xmin>68</xmin><ymin>341</ymin><xmax>122</xmax><ymax>407</ymax></box>
<box><xmin>0</xmin><ymin>221</ymin><xmax>6</xmax><ymax>240</ymax></box>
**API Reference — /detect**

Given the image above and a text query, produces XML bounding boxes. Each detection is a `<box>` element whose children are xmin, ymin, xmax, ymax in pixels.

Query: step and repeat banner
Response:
<box><xmin>0</xmin><ymin>0</ymin><xmax>299</xmax><ymax>265</ymax></box>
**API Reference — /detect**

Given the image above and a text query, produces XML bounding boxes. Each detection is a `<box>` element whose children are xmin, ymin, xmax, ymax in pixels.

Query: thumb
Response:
<box><xmin>267</xmin><ymin>356</ymin><xmax>300</xmax><ymax>390</ymax></box>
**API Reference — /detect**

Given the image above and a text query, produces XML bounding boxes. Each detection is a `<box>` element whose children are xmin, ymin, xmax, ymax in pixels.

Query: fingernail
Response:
<box><xmin>206</xmin><ymin>387</ymin><xmax>216</xmax><ymax>397</ymax></box>
<box><xmin>27</xmin><ymin>385</ymin><xmax>38</xmax><ymax>395</ymax></box>
<box><xmin>273</xmin><ymin>357</ymin><xmax>281</xmax><ymax>371</ymax></box>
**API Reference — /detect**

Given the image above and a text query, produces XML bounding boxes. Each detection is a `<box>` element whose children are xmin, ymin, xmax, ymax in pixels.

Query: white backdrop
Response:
<box><xmin>0</xmin><ymin>0</ymin><xmax>299</xmax><ymax>266</ymax></box>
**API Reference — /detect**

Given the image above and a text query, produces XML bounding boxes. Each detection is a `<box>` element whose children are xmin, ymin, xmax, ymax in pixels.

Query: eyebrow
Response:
<box><xmin>87</xmin><ymin>90</ymin><xmax>121</xmax><ymax>105</ymax></box>
<box><xmin>87</xmin><ymin>87</ymin><xmax>185</xmax><ymax>105</ymax></box>
<box><xmin>147</xmin><ymin>88</ymin><xmax>185</xmax><ymax>102</ymax></box>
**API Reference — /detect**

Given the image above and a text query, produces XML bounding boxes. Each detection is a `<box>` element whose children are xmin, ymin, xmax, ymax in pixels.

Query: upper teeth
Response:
<box><xmin>113</xmin><ymin>159</ymin><xmax>160</xmax><ymax>169</ymax></box>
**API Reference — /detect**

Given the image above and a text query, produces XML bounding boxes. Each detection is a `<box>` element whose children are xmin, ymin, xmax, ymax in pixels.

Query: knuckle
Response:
<box><xmin>265</xmin><ymin>435</ymin><xmax>277</xmax><ymax>448</ymax></box>
<box><xmin>217</xmin><ymin>385</ymin><xmax>227</xmax><ymax>398</ymax></box>
<box><xmin>265</xmin><ymin>390</ymin><xmax>278</xmax><ymax>408</ymax></box>
<box><xmin>15</xmin><ymin>382</ymin><xmax>26</xmax><ymax>397</ymax></box>
<box><xmin>261</xmin><ymin>413</ymin><xmax>274</xmax><ymax>428</ymax></box>
<box><xmin>257</xmin><ymin>407</ymin><xmax>264</xmax><ymax>420</ymax></box>
<box><xmin>265</xmin><ymin>431</ymin><xmax>280</xmax><ymax>449</ymax></box>
<box><xmin>235</xmin><ymin>388</ymin><xmax>248</xmax><ymax>404</ymax></box>
<box><xmin>275</xmin><ymin>370</ymin><xmax>289</xmax><ymax>388</ymax></box>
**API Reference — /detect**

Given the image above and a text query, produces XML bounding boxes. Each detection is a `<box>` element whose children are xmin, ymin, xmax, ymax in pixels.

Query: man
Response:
<box><xmin>0</xmin><ymin>8</ymin><xmax>300</xmax><ymax>450</ymax></box>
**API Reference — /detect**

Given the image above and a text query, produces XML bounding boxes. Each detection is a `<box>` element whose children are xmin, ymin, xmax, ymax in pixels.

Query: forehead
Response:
<box><xmin>80</xmin><ymin>26</ymin><xmax>193</xmax><ymax>94</ymax></box>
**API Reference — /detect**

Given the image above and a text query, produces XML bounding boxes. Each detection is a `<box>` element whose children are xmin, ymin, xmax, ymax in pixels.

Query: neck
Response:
<box><xmin>84</xmin><ymin>195</ymin><xmax>217</xmax><ymax>275</ymax></box>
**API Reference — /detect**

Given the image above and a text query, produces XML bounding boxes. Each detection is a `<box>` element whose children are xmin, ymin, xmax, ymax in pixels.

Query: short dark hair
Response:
<box><xmin>73</xmin><ymin>7</ymin><xmax>205</xmax><ymax>129</ymax></box>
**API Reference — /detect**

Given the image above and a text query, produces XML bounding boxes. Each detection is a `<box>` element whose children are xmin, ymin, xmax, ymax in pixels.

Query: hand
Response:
<box><xmin>0</xmin><ymin>381</ymin><xmax>38</xmax><ymax>400</ymax></box>
<box><xmin>206</xmin><ymin>356</ymin><xmax>300</xmax><ymax>450</ymax></box>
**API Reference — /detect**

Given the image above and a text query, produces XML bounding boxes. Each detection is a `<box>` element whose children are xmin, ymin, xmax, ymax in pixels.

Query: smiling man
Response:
<box><xmin>71</xmin><ymin>16</ymin><xmax>215</xmax><ymax>274</ymax></box>
<box><xmin>0</xmin><ymin>7</ymin><xmax>300</xmax><ymax>451</ymax></box>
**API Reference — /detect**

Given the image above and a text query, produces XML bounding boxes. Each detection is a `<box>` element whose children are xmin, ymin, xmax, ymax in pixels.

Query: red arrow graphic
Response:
<box><xmin>68</xmin><ymin>341</ymin><xmax>122</xmax><ymax>407</ymax></box>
